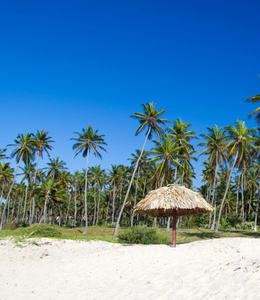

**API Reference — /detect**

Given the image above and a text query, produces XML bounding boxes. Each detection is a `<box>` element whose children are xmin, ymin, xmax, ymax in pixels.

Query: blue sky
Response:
<box><xmin>0</xmin><ymin>0</ymin><xmax>260</xmax><ymax>187</ymax></box>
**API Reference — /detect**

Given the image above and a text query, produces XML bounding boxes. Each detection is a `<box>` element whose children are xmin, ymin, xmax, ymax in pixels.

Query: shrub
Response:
<box><xmin>16</xmin><ymin>224</ymin><xmax>62</xmax><ymax>238</ymax></box>
<box><xmin>117</xmin><ymin>226</ymin><xmax>168</xmax><ymax>244</ymax></box>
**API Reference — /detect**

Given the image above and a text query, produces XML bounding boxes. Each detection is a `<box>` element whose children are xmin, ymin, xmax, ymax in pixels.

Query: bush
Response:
<box><xmin>17</xmin><ymin>224</ymin><xmax>62</xmax><ymax>238</ymax></box>
<box><xmin>117</xmin><ymin>226</ymin><xmax>168</xmax><ymax>244</ymax></box>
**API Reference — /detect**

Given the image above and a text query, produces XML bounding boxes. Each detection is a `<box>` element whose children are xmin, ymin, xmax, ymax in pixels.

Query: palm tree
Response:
<box><xmin>0</xmin><ymin>148</ymin><xmax>8</xmax><ymax>160</ymax></box>
<box><xmin>89</xmin><ymin>165</ymin><xmax>105</xmax><ymax>225</ymax></box>
<box><xmin>167</xmin><ymin>118</ymin><xmax>198</xmax><ymax>180</ymax></box>
<box><xmin>199</xmin><ymin>125</ymin><xmax>228</xmax><ymax>229</ymax></box>
<box><xmin>71</xmin><ymin>125</ymin><xmax>107</xmax><ymax>234</ymax></box>
<box><xmin>107</xmin><ymin>165</ymin><xmax>122</xmax><ymax>224</ymax></box>
<box><xmin>0</xmin><ymin>163</ymin><xmax>14</xmax><ymax>214</ymax></box>
<box><xmin>19</xmin><ymin>162</ymin><xmax>36</xmax><ymax>222</ymax></box>
<box><xmin>30</xmin><ymin>130</ymin><xmax>54</xmax><ymax>224</ymax></box>
<box><xmin>37</xmin><ymin>178</ymin><xmax>64</xmax><ymax>224</ymax></box>
<box><xmin>150</xmin><ymin>134</ymin><xmax>182</xmax><ymax>186</ymax></box>
<box><xmin>215</xmin><ymin>120</ymin><xmax>255</xmax><ymax>233</ymax></box>
<box><xmin>0</xmin><ymin>133</ymin><xmax>34</xmax><ymax>230</ymax></box>
<box><xmin>245</xmin><ymin>93</ymin><xmax>260</xmax><ymax>124</ymax></box>
<box><xmin>45</xmin><ymin>157</ymin><xmax>67</xmax><ymax>180</ymax></box>
<box><xmin>113</xmin><ymin>102</ymin><xmax>169</xmax><ymax>236</ymax></box>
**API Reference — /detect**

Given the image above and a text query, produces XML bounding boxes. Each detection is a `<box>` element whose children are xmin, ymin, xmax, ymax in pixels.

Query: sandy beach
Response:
<box><xmin>1</xmin><ymin>238</ymin><xmax>260</xmax><ymax>300</ymax></box>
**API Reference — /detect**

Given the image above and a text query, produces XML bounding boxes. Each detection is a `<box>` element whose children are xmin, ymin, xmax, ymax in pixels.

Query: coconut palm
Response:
<box><xmin>45</xmin><ymin>157</ymin><xmax>67</xmax><ymax>180</ymax></box>
<box><xmin>0</xmin><ymin>133</ymin><xmax>34</xmax><ymax>230</ymax></box>
<box><xmin>129</xmin><ymin>150</ymin><xmax>150</xmax><ymax>226</ymax></box>
<box><xmin>37</xmin><ymin>178</ymin><xmax>65</xmax><ymax>224</ymax></box>
<box><xmin>0</xmin><ymin>163</ymin><xmax>14</xmax><ymax>214</ymax></box>
<box><xmin>167</xmin><ymin>118</ymin><xmax>198</xmax><ymax>180</ymax></box>
<box><xmin>215</xmin><ymin>120</ymin><xmax>255</xmax><ymax>232</ymax></box>
<box><xmin>199</xmin><ymin>125</ymin><xmax>228</xmax><ymax>229</ymax></box>
<box><xmin>107</xmin><ymin>165</ymin><xmax>122</xmax><ymax>224</ymax></box>
<box><xmin>245</xmin><ymin>94</ymin><xmax>260</xmax><ymax>124</ymax></box>
<box><xmin>113</xmin><ymin>102</ymin><xmax>169</xmax><ymax>236</ymax></box>
<box><xmin>150</xmin><ymin>134</ymin><xmax>182</xmax><ymax>186</ymax></box>
<box><xmin>0</xmin><ymin>148</ymin><xmax>8</xmax><ymax>160</ymax></box>
<box><xmin>19</xmin><ymin>162</ymin><xmax>36</xmax><ymax>222</ymax></box>
<box><xmin>71</xmin><ymin>125</ymin><xmax>107</xmax><ymax>234</ymax></box>
<box><xmin>30</xmin><ymin>130</ymin><xmax>54</xmax><ymax>224</ymax></box>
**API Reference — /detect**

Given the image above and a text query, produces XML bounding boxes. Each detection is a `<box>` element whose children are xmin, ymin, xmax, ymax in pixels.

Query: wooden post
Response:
<box><xmin>172</xmin><ymin>209</ymin><xmax>177</xmax><ymax>247</ymax></box>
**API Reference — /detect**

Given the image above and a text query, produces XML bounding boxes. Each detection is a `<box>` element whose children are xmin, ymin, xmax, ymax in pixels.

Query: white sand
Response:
<box><xmin>1</xmin><ymin>237</ymin><xmax>260</xmax><ymax>300</ymax></box>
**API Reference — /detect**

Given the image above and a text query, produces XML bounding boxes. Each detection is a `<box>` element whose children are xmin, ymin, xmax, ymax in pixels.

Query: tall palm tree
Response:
<box><xmin>129</xmin><ymin>150</ymin><xmax>150</xmax><ymax>226</ymax></box>
<box><xmin>45</xmin><ymin>157</ymin><xmax>67</xmax><ymax>180</ymax></box>
<box><xmin>30</xmin><ymin>130</ymin><xmax>54</xmax><ymax>224</ymax></box>
<box><xmin>167</xmin><ymin>118</ymin><xmax>198</xmax><ymax>180</ymax></box>
<box><xmin>0</xmin><ymin>163</ymin><xmax>14</xmax><ymax>214</ymax></box>
<box><xmin>37</xmin><ymin>178</ymin><xmax>64</xmax><ymax>224</ymax></box>
<box><xmin>150</xmin><ymin>134</ymin><xmax>182</xmax><ymax>186</ymax></box>
<box><xmin>113</xmin><ymin>102</ymin><xmax>169</xmax><ymax>236</ymax></box>
<box><xmin>0</xmin><ymin>133</ymin><xmax>34</xmax><ymax>230</ymax></box>
<box><xmin>199</xmin><ymin>125</ymin><xmax>228</xmax><ymax>229</ymax></box>
<box><xmin>107</xmin><ymin>165</ymin><xmax>121</xmax><ymax>224</ymax></box>
<box><xmin>71</xmin><ymin>125</ymin><xmax>107</xmax><ymax>234</ymax></box>
<box><xmin>215</xmin><ymin>120</ymin><xmax>255</xmax><ymax>232</ymax></box>
<box><xmin>19</xmin><ymin>162</ymin><xmax>36</xmax><ymax>222</ymax></box>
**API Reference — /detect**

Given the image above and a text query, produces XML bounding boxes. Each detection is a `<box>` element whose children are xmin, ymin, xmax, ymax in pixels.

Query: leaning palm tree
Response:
<box><xmin>113</xmin><ymin>102</ymin><xmax>169</xmax><ymax>236</ymax></box>
<box><xmin>71</xmin><ymin>125</ymin><xmax>107</xmax><ymax>234</ymax></box>
<box><xmin>215</xmin><ymin>120</ymin><xmax>255</xmax><ymax>233</ymax></box>
<box><xmin>0</xmin><ymin>133</ymin><xmax>34</xmax><ymax>230</ymax></box>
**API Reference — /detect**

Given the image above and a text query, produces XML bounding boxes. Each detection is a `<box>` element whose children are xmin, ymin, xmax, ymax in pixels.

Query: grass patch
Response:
<box><xmin>0</xmin><ymin>224</ymin><xmax>259</xmax><ymax>245</ymax></box>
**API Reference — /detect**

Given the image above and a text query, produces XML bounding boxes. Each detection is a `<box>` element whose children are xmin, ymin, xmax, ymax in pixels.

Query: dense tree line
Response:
<box><xmin>1</xmin><ymin>98</ymin><xmax>260</xmax><ymax>234</ymax></box>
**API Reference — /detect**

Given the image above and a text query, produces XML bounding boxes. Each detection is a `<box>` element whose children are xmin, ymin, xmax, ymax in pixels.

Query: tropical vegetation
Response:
<box><xmin>1</xmin><ymin>100</ymin><xmax>260</xmax><ymax>238</ymax></box>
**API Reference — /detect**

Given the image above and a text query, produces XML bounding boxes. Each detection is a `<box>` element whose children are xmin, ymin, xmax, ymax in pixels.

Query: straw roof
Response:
<box><xmin>133</xmin><ymin>184</ymin><xmax>214</xmax><ymax>217</ymax></box>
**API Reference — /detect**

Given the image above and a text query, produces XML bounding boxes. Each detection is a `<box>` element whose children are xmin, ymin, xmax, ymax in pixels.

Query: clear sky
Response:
<box><xmin>0</xmin><ymin>0</ymin><xmax>260</xmax><ymax>187</ymax></box>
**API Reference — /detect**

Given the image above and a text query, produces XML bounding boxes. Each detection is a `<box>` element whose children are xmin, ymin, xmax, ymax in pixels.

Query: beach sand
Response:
<box><xmin>1</xmin><ymin>237</ymin><xmax>260</xmax><ymax>300</ymax></box>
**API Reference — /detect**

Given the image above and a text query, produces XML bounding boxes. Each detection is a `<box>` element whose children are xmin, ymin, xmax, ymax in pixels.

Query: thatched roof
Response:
<box><xmin>133</xmin><ymin>184</ymin><xmax>214</xmax><ymax>217</ymax></box>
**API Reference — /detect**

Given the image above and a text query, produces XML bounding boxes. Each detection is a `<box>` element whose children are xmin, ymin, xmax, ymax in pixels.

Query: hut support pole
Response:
<box><xmin>172</xmin><ymin>209</ymin><xmax>177</xmax><ymax>247</ymax></box>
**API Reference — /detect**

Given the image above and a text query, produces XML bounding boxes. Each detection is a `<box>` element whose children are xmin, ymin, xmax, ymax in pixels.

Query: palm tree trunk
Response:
<box><xmin>74</xmin><ymin>184</ymin><xmax>77</xmax><ymax>226</ymax></box>
<box><xmin>22</xmin><ymin>185</ymin><xmax>28</xmax><ymax>223</ymax></box>
<box><xmin>234</xmin><ymin>175</ymin><xmax>240</xmax><ymax>228</ymax></box>
<box><xmin>208</xmin><ymin>180</ymin><xmax>213</xmax><ymax>227</ymax></box>
<box><xmin>241</xmin><ymin>171</ymin><xmax>245</xmax><ymax>229</ymax></box>
<box><xmin>215</xmin><ymin>152</ymin><xmax>238</xmax><ymax>233</ymax></box>
<box><xmin>30</xmin><ymin>152</ymin><xmax>40</xmax><ymax>225</ymax></box>
<box><xmin>43</xmin><ymin>195</ymin><xmax>48</xmax><ymax>224</ymax></box>
<box><xmin>112</xmin><ymin>181</ymin><xmax>116</xmax><ymax>224</ymax></box>
<box><xmin>83</xmin><ymin>149</ymin><xmax>90</xmax><ymax>234</ymax></box>
<box><xmin>131</xmin><ymin>167</ymin><xmax>140</xmax><ymax>227</ymax></box>
<box><xmin>65</xmin><ymin>192</ymin><xmax>71</xmax><ymax>225</ymax></box>
<box><xmin>0</xmin><ymin>183</ymin><xmax>5</xmax><ymax>215</ymax></box>
<box><xmin>0</xmin><ymin>156</ymin><xmax>22</xmax><ymax>230</ymax></box>
<box><xmin>93</xmin><ymin>185</ymin><xmax>96</xmax><ymax>226</ymax></box>
<box><xmin>210</xmin><ymin>153</ymin><xmax>219</xmax><ymax>230</ymax></box>
<box><xmin>254</xmin><ymin>181</ymin><xmax>260</xmax><ymax>231</ymax></box>
<box><xmin>96</xmin><ymin>188</ymin><xmax>101</xmax><ymax>225</ymax></box>
<box><xmin>113</xmin><ymin>127</ymin><xmax>151</xmax><ymax>236</ymax></box>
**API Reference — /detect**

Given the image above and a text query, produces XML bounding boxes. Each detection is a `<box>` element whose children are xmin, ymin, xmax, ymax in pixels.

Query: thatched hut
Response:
<box><xmin>133</xmin><ymin>184</ymin><xmax>214</xmax><ymax>247</ymax></box>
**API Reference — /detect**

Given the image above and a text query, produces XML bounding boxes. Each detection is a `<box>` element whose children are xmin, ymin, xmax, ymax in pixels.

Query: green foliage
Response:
<box><xmin>220</xmin><ymin>217</ymin><xmax>230</xmax><ymax>231</ymax></box>
<box><xmin>117</xmin><ymin>226</ymin><xmax>168</xmax><ymax>244</ymax></box>
<box><xmin>244</xmin><ymin>221</ymin><xmax>255</xmax><ymax>230</ymax></box>
<box><xmin>17</xmin><ymin>224</ymin><xmax>62</xmax><ymax>238</ymax></box>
